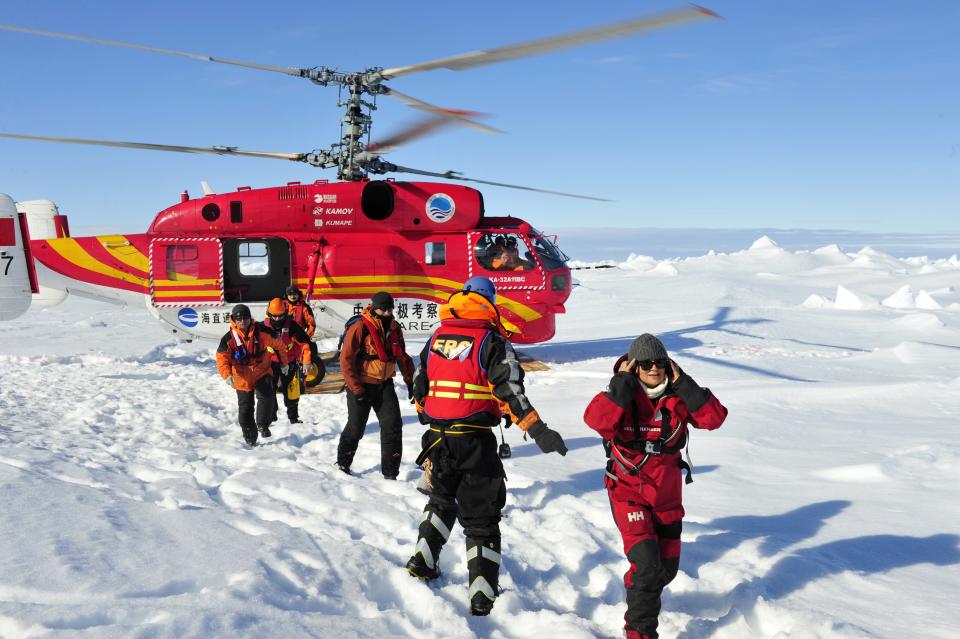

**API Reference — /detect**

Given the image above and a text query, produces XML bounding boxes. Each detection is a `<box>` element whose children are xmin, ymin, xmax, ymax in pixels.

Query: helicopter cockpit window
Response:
<box><xmin>529</xmin><ymin>229</ymin><xmax>569</xmax><ymax>271</ymax></box>
<box><xmin>425</xmin><ymin>242</ymin><xmax>446</xmax><ymax>266</ymax></box>
<box><xmin>165</xmin><ymin>245</ymin><xmax>199</xmax><ymax>281</ymax></box>
<box><xmin>474</xmin><ymin>233</ymin><xmax>536</xmax><ymax>271</ymax></box>
<box><xmin>238</xmin><ymin>241</ymin><xmax>270</xmax><ymax>277</ymax></box>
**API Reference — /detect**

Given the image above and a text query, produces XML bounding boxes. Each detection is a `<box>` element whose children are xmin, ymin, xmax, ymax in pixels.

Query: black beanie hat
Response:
<box><xmin>231</xmin><ymin>304</ymin><xmax>252</xmax><ymax>320</ymax></box>
<box><xmin>628</xmin><ymin>333</ymin><xmax>668</xmax><ymax>362</ymax></box>
<box><xmin>371</xmin><ymin>291</ymin><xmax>394</xmax><ymax>311</ymax></box>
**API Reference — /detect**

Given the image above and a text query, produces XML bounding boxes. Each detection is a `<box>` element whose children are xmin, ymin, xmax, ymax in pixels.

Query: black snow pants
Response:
<box><xmin>271</xmin><ymin>362</ymin><xmax>300</xmax><ymax>422</ymax></box>
<box><xmin>336</xmin><ymin>381</ymin><xmax>403</xmax><ymax>477</ymax></box>
<box><xmin>412</xmin><ymin>428</ymin><xmax>506</xmax><ymax>603</ymax></box>
<box><xmin>236</xmin><ymin>374</ymin><xmax>276</xmax><ymax>442</ymax></box>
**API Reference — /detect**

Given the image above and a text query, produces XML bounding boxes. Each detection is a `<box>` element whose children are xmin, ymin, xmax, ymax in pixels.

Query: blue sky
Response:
<box><xmin>0</xmin><ymin>0</ymin><xmax>957</xmax><ymax>235</ymax></box>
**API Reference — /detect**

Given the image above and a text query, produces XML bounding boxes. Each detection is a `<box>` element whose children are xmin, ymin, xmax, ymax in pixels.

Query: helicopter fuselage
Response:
<box><xmin>18</xmin><ymin>179</ymin><xmax>571</xmax><ymax>343</ymax></box>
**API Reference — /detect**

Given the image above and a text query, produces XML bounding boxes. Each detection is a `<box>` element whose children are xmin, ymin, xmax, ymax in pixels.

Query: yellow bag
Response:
<box><xmin>286</xmin><ymin>371</ymin><xmax>301</xmax><ymax>401</ymax></box>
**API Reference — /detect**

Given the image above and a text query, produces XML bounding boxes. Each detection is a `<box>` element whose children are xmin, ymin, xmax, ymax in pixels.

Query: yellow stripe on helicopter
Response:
<box><xmin>47</xmin><ymin>238</ymin><xmax>149</xmax><ymax>288</ymax></box>
<box><xmin>96</xmin><ymin>235</ymin><xmax>150</xmax><ymax>274</ymax></box>
<box><xmin>295</xmin><ymin>276</ymin><xmax>543</xmax><ymax>321</ymax></box>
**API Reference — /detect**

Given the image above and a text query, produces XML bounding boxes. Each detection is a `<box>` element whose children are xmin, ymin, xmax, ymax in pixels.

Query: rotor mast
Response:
<box><xmin>296</xmin><ymin>67</ymin><xmax>388</xmax><ymax>181</ymax></box>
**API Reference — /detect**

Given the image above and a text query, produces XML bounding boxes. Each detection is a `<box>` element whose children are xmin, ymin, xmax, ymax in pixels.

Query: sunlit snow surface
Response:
<box><xmin>2</xmin><ymin>235</ymin><xmax>959</xmax><ymax>638</ymax></box>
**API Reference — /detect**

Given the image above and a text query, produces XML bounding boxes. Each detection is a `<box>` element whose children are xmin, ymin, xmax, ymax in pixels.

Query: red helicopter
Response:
<box><xmin>0</xmin><ymin>6</ymin><xmax>718</xmax><ymax>347</ymax></box>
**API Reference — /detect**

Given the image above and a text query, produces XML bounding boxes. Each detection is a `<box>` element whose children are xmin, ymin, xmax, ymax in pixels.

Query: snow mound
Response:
<box><xmin>882</xmin><ymin>285</ymin><xmax>915</xmax><ymax>309</ymax></box>
<box><xmin>812</xmin><ymin>243</ymin><xmax>846</xmax><ymax>257</ymax></box>
<box><xmin>834</xmin><ymin>285</ymin><xmax>879</xmax><ymax>310</ymax></box>
<box><xmin>621</xmin><ymin>253</ymin><xmax>659</xmax><ymax>271</ymax></box>
<box><xmin>802</xmin><ymin>294</ymin><xmax>832</xmax><ymax>308</ymax></box>
<box><xmin>887</xmin><ymin>313</ymin><xmax>945</xmax><ymax>331</ymax></box>
<box><xmin>620</xmin><ymin>254</ymin><xmax>678</xmax><ymax>275</ymax></box>
<box><xmin>848</xmin><ymin>247</ymin><xmax>905</xmax><ymax>273</ymax></box>
<box><xmin>650</xmin><ymin>262</ymin><xmax>679</xmax><ymax>276</ymax></box>
<box><xmin>749</xmin><ymin>235</ymin><xmax>782</xmax><ymax>251</ymax></box>
<box><xmin>915</xmin><ymin>290</ymin><xmax>942</xmax><ymax>309</ymax></box>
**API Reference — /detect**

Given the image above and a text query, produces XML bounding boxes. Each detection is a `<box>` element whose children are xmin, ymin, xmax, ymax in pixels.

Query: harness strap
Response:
<box><xmin>428</xmin><ymin>422</ymin><xmax>494</xmax><ymax>436</ymax></box>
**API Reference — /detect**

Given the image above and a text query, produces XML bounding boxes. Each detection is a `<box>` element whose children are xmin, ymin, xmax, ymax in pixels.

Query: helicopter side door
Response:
<box><xmin>222</xmin><ymin>238</ymin><xmax>291</xmax><ymax>303</ymax></box>
<box><xmin>149</xmin><ymin>237</ymin><xmax>224</xmax><ymax>306</ymax></box>
<box><xmin>469</xmin><ymin>231</ymin><xmax>545</xmax><ymax>291</ymax></box>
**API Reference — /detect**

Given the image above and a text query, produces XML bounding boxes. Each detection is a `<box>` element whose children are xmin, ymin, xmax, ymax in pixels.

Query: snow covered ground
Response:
<box><xmin>1</xmin><ymin>235</ymin><xmax>959</xmax><ymax>638</ymax></box>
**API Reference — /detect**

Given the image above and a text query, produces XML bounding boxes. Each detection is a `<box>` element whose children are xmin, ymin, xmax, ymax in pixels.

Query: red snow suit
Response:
<box><xmin>583</xmin><ymin>354</ymin><xmax>727</xmax><ymax>637</ymax></box>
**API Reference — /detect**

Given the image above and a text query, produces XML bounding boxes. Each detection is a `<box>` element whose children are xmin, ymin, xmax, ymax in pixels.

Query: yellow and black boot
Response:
<box><xmin>406</xmin><ymin>505</ymin><xmax>456</xmax><ymax>581</ymax></box>
<box><xmin>467</xmin><ymin>537</ymin><xmax>501</xmax><ymax>616</ymax></box>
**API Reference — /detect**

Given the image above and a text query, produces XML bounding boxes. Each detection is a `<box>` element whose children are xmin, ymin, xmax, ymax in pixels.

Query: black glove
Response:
<box><xmin>406</xmin><ymin>382</ymin><xmax>414</xmax><ymax>401</ymax></box>
<box><xmin>354</xmin><ymin>392</ymin><xmax>367</xmax><ymax>406</ymax></box>
<box><xmin>527</xmin><ymin>421</ymin><xmax>568</xmax><ymax>456</ymax></box>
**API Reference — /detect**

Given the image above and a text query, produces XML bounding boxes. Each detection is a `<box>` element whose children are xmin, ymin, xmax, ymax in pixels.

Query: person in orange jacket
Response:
<box><xmin>284</xmin><ymin>285</ymin><xmax>321</xmax><ymax>375</ymax></box>
<box><xmin>216</xmin><ymin>303</ymin><xmax>294</xmax><ymax>446</ymax></box>
<box><xmin>284</xmin><ymin>285</ymin><xmax>316</xmax><ymax>338</ymax></box>
<box><xmin>336</xmin><ymin>291</ymin><xmax>415</xmax><ymax>478</ymax></box>
<box><xmin>263</xmin><ymin>297</ymin><xmax>316</xmax><ymax>425</ymax></box>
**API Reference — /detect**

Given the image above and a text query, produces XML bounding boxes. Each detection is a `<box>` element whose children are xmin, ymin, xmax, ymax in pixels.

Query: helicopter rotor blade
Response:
<box><xmin>0</xmin><ymin>22</ymin><xmax>306</xmax><ymax>78</ymax></box>
<box><xmin>380</xmin><ymin>4</ymin><xmax>719</xmax><ymax>79</ymax></box>
<box><xmin>0</xmin><ymin>132</ymin><xmax>307</xmax><ymax>161</ymax></box>
<box><xmin>363</xmin><ymin>109</ymin><xmax>491</xmax><ymax>157</ymax></box>
<box><xmin>377</xmin><ymin>162</ymin><xmax>612</xmax><ymax>202</ymax></box>
<box><xmin>383</xmin><ymin>88</ymin><xmax>504</xmax><ymax>136</ymax></box>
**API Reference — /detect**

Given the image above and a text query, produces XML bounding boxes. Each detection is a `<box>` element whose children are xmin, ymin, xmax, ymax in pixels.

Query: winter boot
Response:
<box><xmin>406</xmin><ymin>505</ymin><xmax>455</xmax><ymax>581</ymax></box>
<box><xmin>242</xmin><ymin>426</ymin><xmax>258</xmax><ymax>447</ymax></box>
<box><xmin>258</xmin><ymin>425</ymin><xmax>272</xmax><ymax>438</ymax></box>
<box><xmin>466</xmin><ymin>537</ymin><xmax>501</xmax><ymax>616</ymax></box>
<box><xmin>335</xmin><ymin>462</ymin><xmax>351</xmax><ymax>476</ymax></box>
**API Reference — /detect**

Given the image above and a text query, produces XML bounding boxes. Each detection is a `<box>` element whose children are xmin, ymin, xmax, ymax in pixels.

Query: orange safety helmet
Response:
<box><xmin>267</xmin><ymin>297</ymin><xmax>288</xmax><ymax>319</ymax></box>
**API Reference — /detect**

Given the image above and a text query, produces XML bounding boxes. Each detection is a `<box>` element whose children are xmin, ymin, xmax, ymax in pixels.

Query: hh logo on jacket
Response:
<box><xmin>431</xmin><ymin>335</ymin><xmax>475</xmax><ymax>360</ymax></box>
<box><xmin>628</xmin><ymin>511</ymin><xmax>644</xmax><ymax>523</ymax></box>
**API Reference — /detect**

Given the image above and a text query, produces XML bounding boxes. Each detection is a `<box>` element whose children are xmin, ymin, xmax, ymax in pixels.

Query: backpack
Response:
<box><xmin>336</xmin><ymin>315</ymin><xmax>364</xmax><ymax>353</ymax></box>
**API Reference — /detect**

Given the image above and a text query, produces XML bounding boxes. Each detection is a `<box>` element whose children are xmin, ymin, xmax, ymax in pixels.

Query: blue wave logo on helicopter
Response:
<box><xmin>425</xmin><ymin>193</ymin><xmax>455</xmax><ymax>223</ymax></box>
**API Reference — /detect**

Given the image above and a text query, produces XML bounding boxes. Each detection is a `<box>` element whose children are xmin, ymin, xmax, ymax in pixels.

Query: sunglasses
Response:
<box><xmin>637</xmin><ymin>359</ymin><xmax>669</xmax><ymax>371</ymax></box>
<box><xmin>268</xmin><ymin>313</ymin><xmax>287</xmax><ymax>322</ymax></box>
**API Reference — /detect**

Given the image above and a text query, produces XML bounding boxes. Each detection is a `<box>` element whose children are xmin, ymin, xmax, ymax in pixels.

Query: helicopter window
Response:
<box><xmin>201</xmin><ymin>203</ymin><xmax>220</xmax><ymax>222</ymax></box>
<box><xmin>474</xmin><ymin>233</ymin><xmax>535</xmax><ymax>272</ymax></box>
<box><xmin>238</xmin><ymin>241</ymin><xmax>270</xmax><ymax>277</ymax></box>
<box><xmin>230</xmin><ymin>201</ymin><xmax>243</xmax><ymax>224</ymax></box>
<box><xmin>529</xmin><ymin>230</ymin><xmax>569</xmax><ymax>271</ymax></box>
<box><xmin>425</xmin><ymin>242</ymin><xmax>446</xmax><ymax>266</ymax></box>
<box><xmin>165</xmin><ymin>245</ymin><xmax>199</xmax><ymax>281</ymax></box>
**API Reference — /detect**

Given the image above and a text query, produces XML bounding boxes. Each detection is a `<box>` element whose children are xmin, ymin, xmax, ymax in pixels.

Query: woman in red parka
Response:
<box><xmin>583</xmin><ymin>333</ymin><xmax>727</xmax><ymax>639</ymax></box>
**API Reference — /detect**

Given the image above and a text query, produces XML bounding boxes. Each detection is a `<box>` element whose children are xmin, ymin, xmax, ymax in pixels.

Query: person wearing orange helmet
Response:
<box><xmin>216</xmin><ymin>304</ymin><xmax>295</xmax><ymax>446</ymax></box>
<box><xmin>263</xmin><ymin>297</ymin><xmax>315</xmax><ymax>425</ymax></box>
<box><xmin>404</xmin><ymin>276</ymin><xmax>567</xmax><ymax>617</ymax></box>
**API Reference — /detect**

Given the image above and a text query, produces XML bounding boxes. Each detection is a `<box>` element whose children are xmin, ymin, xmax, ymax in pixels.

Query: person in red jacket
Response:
<box><xmin>583</xmin><ymin>333</ymin><xmax>727</xmax><ymax>639</ymax></box>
